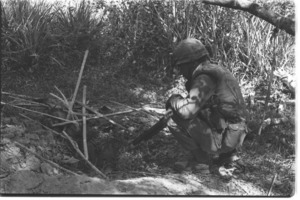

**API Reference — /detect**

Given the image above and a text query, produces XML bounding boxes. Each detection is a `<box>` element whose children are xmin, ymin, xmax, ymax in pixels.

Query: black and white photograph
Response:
<box><xmin>0</xmin><ymin>0</ymin><xmax>296</xmax><ymax>196</ymax></box>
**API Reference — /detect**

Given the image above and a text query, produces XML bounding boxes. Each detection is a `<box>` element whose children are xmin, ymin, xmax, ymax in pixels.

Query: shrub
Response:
<box><xmin>1</xmin><ymin>0</ymin><xmax>54</xmax><ymax>72</ymax></box>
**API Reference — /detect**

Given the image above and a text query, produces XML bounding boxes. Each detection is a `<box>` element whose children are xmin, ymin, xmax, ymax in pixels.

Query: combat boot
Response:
<box><xmin>210</xmin><ymin>149</ymin><xmax>245</xmax><ymax>180</ymax></box>
<box><xmin>174</xmin><ymin>147</ymin><xmax>210</xmax><ymax>172</ymax></box>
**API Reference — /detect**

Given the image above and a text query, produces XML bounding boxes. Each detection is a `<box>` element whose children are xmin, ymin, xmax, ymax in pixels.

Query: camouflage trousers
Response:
<box><xmin>167</xmin><ymin>113</ymin><xmax>247</xmax><ymax>162</ymax></box>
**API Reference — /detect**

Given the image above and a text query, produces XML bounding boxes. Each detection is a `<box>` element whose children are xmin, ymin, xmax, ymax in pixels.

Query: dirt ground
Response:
<box><xmin>0</xmin><ymin>106</ymin><xmax>293</xmax><ymax>196</ymax></box>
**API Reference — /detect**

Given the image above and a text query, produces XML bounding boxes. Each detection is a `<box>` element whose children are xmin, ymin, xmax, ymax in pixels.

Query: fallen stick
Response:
<box><xmin>66</xmin><ymin>50</ymin><xmax>89</xmax><ymax>121</ymax></box>
<box><xmin>268</xmin><ymin>173</ymin><xmax>278</xmax><ymax>196</ymax></box>
<box><xmin>21</xmin><ymin>112</ymin><xmax>108</xmax><ymax>180</ymax></box>
<box><xmin>75</xmin><ymin>101</ymin><xmax>127</xmax><ymax>130</ymax></box>
<box><xmin>19</xmin><ymin>113</ymin><xmax>66</xmax><ymax>139</ymax></box>
<box><xmin>7</xmin><ymin>103</ymin><xmax>48</xmax><ymax>108</ymax></box>
<box><xmin>8</xmin><ymin>96</ymin><xmax>49</xmax><ymax>107</ymax></box>
<box><xmin>2</xmin><ymin>91</ymin><xmax>45</xmax><ymax>101</ymax></box>
<box><xmin>82</xmin><ymin>85</ymin><xmax>88</xmax><ymax>159</ymax></box>
<box><xmin>53</xmin><ymin>109</ymin><xmax>134</xmax><ymax>127</ymax></box>
<box><xmin>62</xmin><ymin>130</ymin><xmax>108</xmax><ymax>180</ymax></box>
<box><xmin>14</xmin><ymin>141</ymin><xmax>79</xmax><ymax>176</ymax></box>
<box><xmin>3</xmin><ymin>102</ymin><xmax>72</xmax><ymax>123</ymax></box>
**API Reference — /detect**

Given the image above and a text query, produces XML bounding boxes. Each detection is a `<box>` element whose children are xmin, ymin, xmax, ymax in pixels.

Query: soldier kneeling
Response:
<box><xmin>166</xmin><ymin>38</ymin><xmax>249</xmax><ymax>176</ymax></box>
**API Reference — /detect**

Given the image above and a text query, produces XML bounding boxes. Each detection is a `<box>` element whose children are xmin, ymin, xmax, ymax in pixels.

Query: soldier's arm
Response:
<box><xmin>171</xmin><ymin>74</ymin><xmax>216</xmax><ymax>119</ymax></box>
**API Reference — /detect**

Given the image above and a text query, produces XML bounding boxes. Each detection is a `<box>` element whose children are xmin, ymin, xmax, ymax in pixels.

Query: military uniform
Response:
<box><xmin>167</xmin><ymin>38</ymin><xmax>248</xmax><ymax>167</ymax></box>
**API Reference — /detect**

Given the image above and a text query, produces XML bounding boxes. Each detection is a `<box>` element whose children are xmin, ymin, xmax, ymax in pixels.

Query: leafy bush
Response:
<box><xmin>2</xmin><ymin>0</ymin><xmax>294</xmax><ymax>78</ymax></box>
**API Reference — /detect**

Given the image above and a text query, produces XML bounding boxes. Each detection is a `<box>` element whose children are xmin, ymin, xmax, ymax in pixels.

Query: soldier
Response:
<box><xmin>166</xmin><ymin>38</ymin><xmax>249</xmax><ymax>174</ymax></box>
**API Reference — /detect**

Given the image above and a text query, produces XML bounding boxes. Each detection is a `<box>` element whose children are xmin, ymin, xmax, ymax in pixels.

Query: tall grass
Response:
<box><xmin>1</xmin><ymin>0</ymin><xmax>105</xmax><ymax>73</ymax></box>
<box><xmin>1</xmin><ymin>0</ymin><xmax>295</xmax><ymax>87</ymax></box>
<box><xmin>1</xmin><ymin>0</ymin><xmax>54</xmax><ymax>72</ymax></box>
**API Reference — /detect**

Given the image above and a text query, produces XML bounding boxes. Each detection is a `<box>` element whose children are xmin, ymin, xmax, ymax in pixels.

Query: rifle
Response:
<box><xmin>132</xmin><ymin>109</ymin><xmax>173</xmax><ymax>145</ymax></box>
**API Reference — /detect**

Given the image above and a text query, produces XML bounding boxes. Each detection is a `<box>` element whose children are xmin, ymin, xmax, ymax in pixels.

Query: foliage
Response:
<box><xmin>1</xmin><ymin>0</ymin><xmax>104</xmax><ymax>74</ymax></box>
<box><xmin>1</xmin><ymin>0</ymin><xmax>294</xmax><ymax>76</ymax></box>
<box><xmin>1</xmin><ymin>0</ymin><xmax>54</xmax><ymax>72</ymax></box>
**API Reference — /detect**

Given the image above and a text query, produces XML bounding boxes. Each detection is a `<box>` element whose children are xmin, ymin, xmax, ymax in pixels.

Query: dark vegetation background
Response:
<box><xmin>1</xmin><ymin>0</ymin><xmax>295</xmax><ymax>195</ymax></box>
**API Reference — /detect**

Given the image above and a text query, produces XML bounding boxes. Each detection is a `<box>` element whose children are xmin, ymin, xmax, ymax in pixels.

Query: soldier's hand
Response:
<box><xmin>165</xmin><ymin>94</ymin><xmax>183</xmax><ymax>110</ymax></box>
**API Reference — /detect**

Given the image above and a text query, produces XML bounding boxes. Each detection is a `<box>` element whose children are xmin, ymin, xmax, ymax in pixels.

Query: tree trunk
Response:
<box><xmin>202</xmin><ymin>0</ymin><xmax>295</xmax><ymax>36</ymax></box>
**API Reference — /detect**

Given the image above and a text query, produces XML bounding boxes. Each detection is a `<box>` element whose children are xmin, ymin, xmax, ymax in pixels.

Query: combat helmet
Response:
<box><xmin>173</xmin><ymin>38</ymin><xmax>209</xmax><ymax>66</ymax></box>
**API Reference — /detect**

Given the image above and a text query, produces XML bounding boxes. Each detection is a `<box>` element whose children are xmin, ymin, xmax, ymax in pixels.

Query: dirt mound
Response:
<box><xmin>0</xmin><ymin>119</ymin><xmax>272</xmax><ymax>196</ymax></box>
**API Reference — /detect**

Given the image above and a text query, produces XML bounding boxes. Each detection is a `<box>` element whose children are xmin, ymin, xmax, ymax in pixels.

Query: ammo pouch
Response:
<box><xmin>223</xmin><ymin>121</ymin><xmax>247</xmax><ymax>150</ymax></box>
<box><xmin>211</xmin><ymin>119</ymin><xmax>247</xmax><ymax>152</ymax></box>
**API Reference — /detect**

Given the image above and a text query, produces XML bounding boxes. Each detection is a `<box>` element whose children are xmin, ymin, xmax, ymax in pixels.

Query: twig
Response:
<box><xmin>49</xmin><ymin>93</ymin><xmax>69</xmax><ymax>108</ymax></box>
<box><xmin>49</xmin><ymin>92</ymin><xmax>79</xmax><ymax>129</ymax></box>
<box><xmin>8</xmin><ymin>103</ymin><xmax>48</xmax><ymax>107</ymax></box>
<box><xmin>14</xmin><ymin>141</ymin><xmax>79</xmax><ymax>176</ymax></box>
<box><xmin>54</xmin><ymin>86</ymin><xmax>70</xmax><ymax>107</ymax></box>
<box><xmin>82</xmin><ymin>85</ymin><xmax>88</xmax><ymax>159</ymax></box>
<box><xmin>268</xmin><ymin>173</ymin><xmax>277</xmax><ymax>196</ymax></box>
<box><xmin>21</xmin><ymin>113</ymin><xmax>107</xmax><ymax>179</ymax></box>
<box><xmin>1</xmin><ymin>91</ymin><xmax>42</xmax><ymax>100</ymax></box>
<box><xmin>75</xmin><ymin>101</ymin><xmax>127</xmax><ymax>130</ymax></box>
<box><xmin>53</xmin><ymin>109</ymin><xmax>134</xmax><ymax>127</ymax></box>
<box><xmin>109</xmin><ymin>100</ymin><xmax>160</xmax><ymax>120</ymax></box>
<box><xmin>8</xmin><ymin>96</ymin><xmax>49</xmax><ymax>107</ymax></box>
<box><xmin>3</xmin><ymin>102</ymin><xmax>72</xmax><ymax>123</ymax></box>
<box><xmin>62</xmin><ymin>131</ymin><xmax>108</xmax><ymax>180</ymax></box>
<box><xmin>66</xmin><ymin>50</ymin><xmax>89</xmax><ymax>121</ymax></box>
<box><xmin>19</xmin><ymin>113</ymin><xmax>66</xmax><ymax>139</ymax></box>
<box><xmin>51</xmin><ymin>88</ymin><xmax>80</xmax><ymax>127</ymax></box>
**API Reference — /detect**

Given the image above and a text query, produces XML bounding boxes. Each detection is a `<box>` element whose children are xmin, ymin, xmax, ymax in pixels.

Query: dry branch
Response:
<box><xmin>20</xmin><ymin>113</ymin><xmax>107</xmax><ymax>179</ymax></box>
<box><xmin>8</xmin><ymin>96</ymin><xmax>49</xmax><ymax>107</ymax></box>
<box><xmin>268</xmin><ymin>173</ymin><xmax>277</xmax><ymax>196</ymax></box>
<box><xmin>15</xmin><ymin>141</ymin><xmax>79</xmax><ymax>176</ymax></box>
<box><xmin>53</xmin><ymin>109</ymin><xmax>134</xmax><ymax>127</ymax></box>
<box><xmin>66</xmin><ymin>50</ymin><xmax>89</xmax><ymax>120</ymax></box>
<box><xmin>19</xmin><ymin>113</ymin><xmax>66</xmax><ymax>138</ymax></box>
<box><xmin>62</xmin><ymin>130</ymin><xmax>108</xmax><ymax>180</ymax></box>
<box><xmin>3</xmin><ymin>102</ymin><xmax>72</xmax><ymax>123</ymax></box>
<box><xmin>202</xmin><ymin>0</ymin><xmax>295</xmax><ymax>36</ymax></box>
<box><xmin>2</xmin><ymin>91</ymin><xmax>47</xmax><ymax>102</ymax></box>
<box><xmin>75</xmin><ymin>101</ymin><xmax>127</xmax><ymax>130</ymax></box>
<box><xmin>82</xmin><ymin>85</ymin><xmax>88</xmax><ymax>159</ymax></box>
